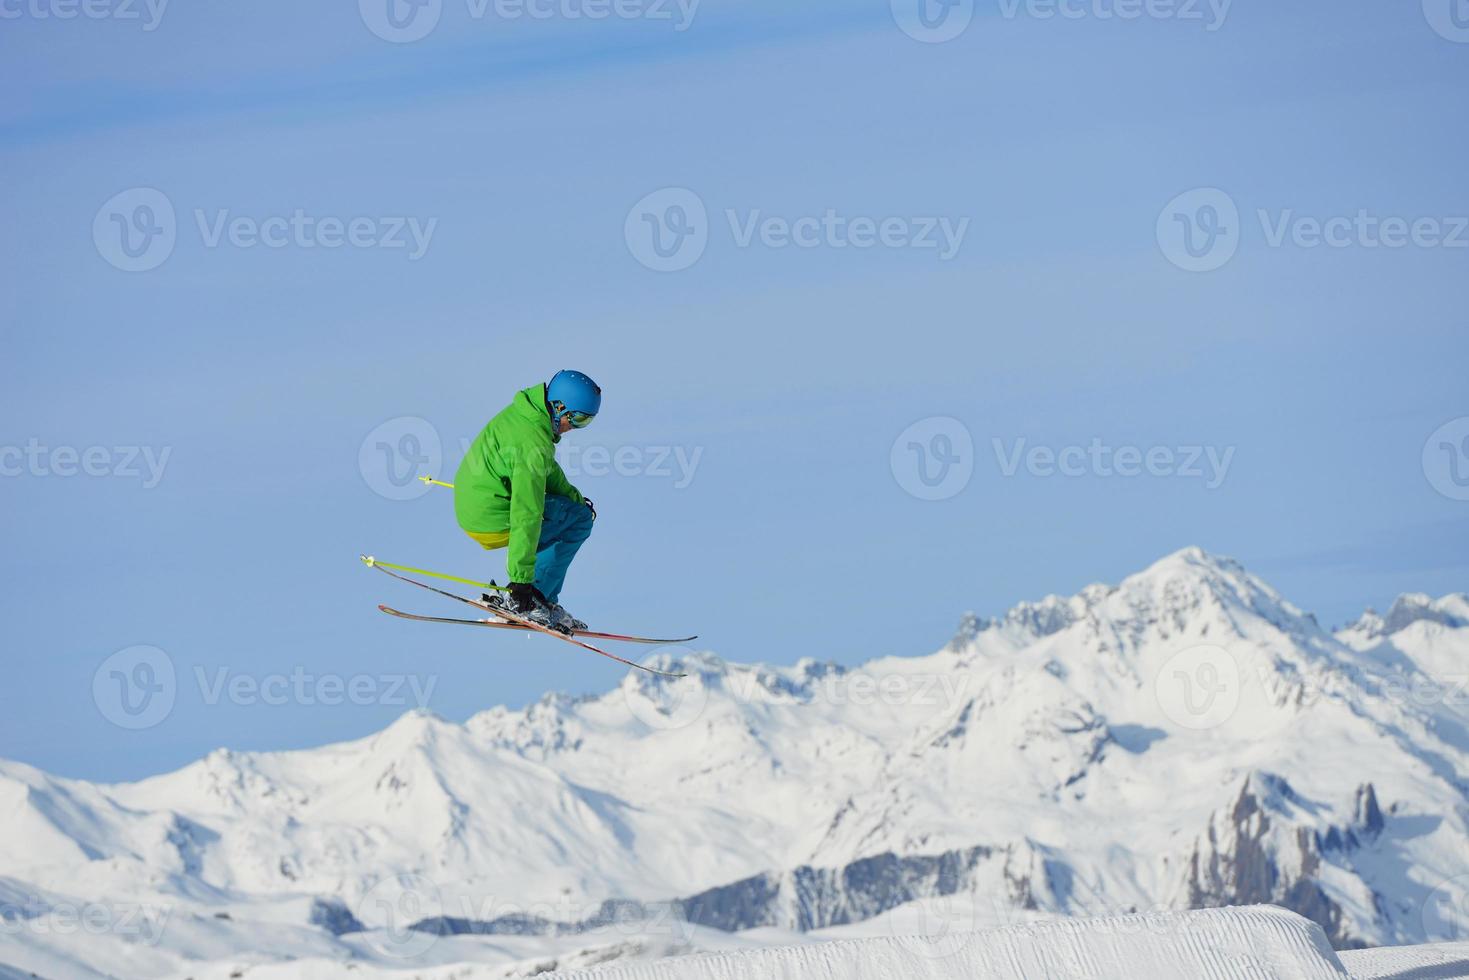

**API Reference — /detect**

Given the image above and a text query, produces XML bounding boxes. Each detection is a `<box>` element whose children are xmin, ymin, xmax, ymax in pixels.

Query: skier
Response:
<box><xmin>453</xmin><ymin>370</ymin><xmax>601</xmax><ymax>632</ymax></box>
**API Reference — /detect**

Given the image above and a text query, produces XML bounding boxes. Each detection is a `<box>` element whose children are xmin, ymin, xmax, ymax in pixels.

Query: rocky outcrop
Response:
<box><xmin>1182</xmin><ymin>772</ymin><xmax>1388</xmax><ymax>948</ymax></box>
<box><xmin>411</xmin><ymin>844</ymin><xmax>997</xmax><ymax>937</ymax></box>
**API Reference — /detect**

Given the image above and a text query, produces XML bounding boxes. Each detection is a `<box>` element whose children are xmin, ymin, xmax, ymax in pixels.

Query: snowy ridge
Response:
<box><xmin>3</xmin><ymin>548</ymin><xmax>1468</xmax><ymax>978</ymax></box>
<box><xmin>1340</xmin><ymin>593</ymin><xmax>1469</xmax><ymax>644</ymax></box>
<box><xmin>547</xmin><ymin>906</ymin><xmax>1353</xmax><ymax>980</ymax></box>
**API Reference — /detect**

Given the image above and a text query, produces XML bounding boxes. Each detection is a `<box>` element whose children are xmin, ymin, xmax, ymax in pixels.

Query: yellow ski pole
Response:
<box><xmin>361</xmin><ymin>556</ymin><xmax>506</xmax><ymax>593</ymax></box>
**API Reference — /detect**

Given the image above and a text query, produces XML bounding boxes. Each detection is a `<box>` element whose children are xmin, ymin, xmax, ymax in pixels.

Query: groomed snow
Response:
<box><xmin>544</xmin><ymin>906</ymin><xmax>1360</xmax><ymax>980</ymax></box>
<box><xmin>1339</xmin><ymin>941</ymin><xmax>1469</xmax><ymax>980</ymax></box>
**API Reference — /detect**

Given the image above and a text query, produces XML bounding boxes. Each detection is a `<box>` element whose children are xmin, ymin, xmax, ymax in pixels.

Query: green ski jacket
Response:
<box><xmin>454</xmin><ymin>383</ymin><xmax>584</xmax><ymax>583</ymax></box>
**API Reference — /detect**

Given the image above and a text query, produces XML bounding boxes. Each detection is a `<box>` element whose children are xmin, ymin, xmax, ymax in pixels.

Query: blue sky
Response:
<box><xmin>2</xmin><ymin>0</ymin><xmax>1467</xmax><ymax>781</ymax></box>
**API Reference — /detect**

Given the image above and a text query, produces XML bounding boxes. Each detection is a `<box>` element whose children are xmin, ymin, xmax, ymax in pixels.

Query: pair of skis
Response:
<box><xmin>363</xmin><ymin>556</ymin><xmax>692</xmax><ymax>678</ymax></box>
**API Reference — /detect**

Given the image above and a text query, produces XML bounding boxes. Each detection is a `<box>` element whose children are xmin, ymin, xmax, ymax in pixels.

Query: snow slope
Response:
<box><xmin>548</xmin><ymin>906</ymin><xmax>1352</xmax><ymax>980</ymax></box>
<box><xmin>2</xmin><ymin>549</ymin><xmax>1468</xmax><ymax>978</ymax></box>
<box><xmin>1340</xmin><ymin>940</ymin><xmax>1469</xmax><ymax>980</ymax></box>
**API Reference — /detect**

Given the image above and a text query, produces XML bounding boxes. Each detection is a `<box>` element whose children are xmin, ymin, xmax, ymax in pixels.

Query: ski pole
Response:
<box><xmin>419</xmin><ymin>475</ymin><xmax>455</xmax><ymax>490</ymax></box>
<box><xmin>361</xmin><ymin>555</ymin><xmax>506</xmax><ymax>593</ymax></box>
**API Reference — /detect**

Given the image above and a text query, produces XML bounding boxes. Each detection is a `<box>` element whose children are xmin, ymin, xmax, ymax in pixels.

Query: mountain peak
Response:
<box><xmin>372</xmin><ymin>708</ymin><xmax>456</xmax><ymax>749</ymax></box>
<box><xmin>1342</xmin><ymin>592</ymin><xmax>1469</xmax><ymax>641</ymax></box>
<box><xmin>1138</xmin><ymin>546</ymin><xmax>1247</xmax><ymax>580</ymax></box>
<box><xmin>953</xmin><ymin>547</ymin><xmax>1319</xmax><ymax>652</ymax></box>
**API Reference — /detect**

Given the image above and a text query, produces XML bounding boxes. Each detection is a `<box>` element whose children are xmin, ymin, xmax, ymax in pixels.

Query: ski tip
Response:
<box><xmin>361</xmin><ymin>555</ymin><xmax>376</xmax><ymax>567</ymax></box>
<box><xmin>638</xmin><ymin>661</ymin><xmax>690</xmax><ymax>679</ymax></box>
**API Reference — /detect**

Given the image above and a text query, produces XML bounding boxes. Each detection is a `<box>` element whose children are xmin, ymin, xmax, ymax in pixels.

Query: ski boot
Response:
<box><xmin>548</xmin><ymin>603</ymin><xmax>588</xmax><ymax>633</ymax></box>
<box><xmin>490</xmin><ymin>584</ymin><xmax>562</xmax><ymax>631</ymax></box>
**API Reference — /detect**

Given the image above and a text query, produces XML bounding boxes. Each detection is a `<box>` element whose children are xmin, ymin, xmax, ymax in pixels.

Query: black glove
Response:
<box><xmin>507</xmin><ymin>582</ymin><xmax>545</xmax><ymax>614</ymax></box>
<box><xmin>583</xmin><ymin>498</ymin><xmax>597</xmax><ymax>520</ymax></box>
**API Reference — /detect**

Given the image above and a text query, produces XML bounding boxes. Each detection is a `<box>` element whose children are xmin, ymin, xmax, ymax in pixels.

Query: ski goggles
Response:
<box><xmin>565</xmin><ymin>410</ymin><xmax>596</xmax><ymax>429</ymax></box>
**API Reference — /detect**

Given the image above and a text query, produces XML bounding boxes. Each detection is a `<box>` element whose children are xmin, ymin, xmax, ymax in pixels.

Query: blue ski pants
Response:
<box><xmin>531</xmin><ymin>494</ymin><xmax>594</xmax><ymax>603</ymax></box>
<box><xmin>463</xmin><ymin>494</ymin><xmax>593</xmax><ymax>603</ymax></box>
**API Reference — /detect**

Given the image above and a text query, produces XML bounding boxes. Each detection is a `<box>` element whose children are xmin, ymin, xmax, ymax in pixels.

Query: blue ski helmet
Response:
<box><xmin>546</xmin><ymin>370</ymin><xmax>602</xmax><ymax>428</ymax></box>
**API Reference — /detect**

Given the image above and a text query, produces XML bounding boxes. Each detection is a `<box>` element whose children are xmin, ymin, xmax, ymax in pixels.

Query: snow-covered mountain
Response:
<box><xmin>3</xmin><ymin>548</ymin><xmax>1467</xmax><ymax>978</ymax></box>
